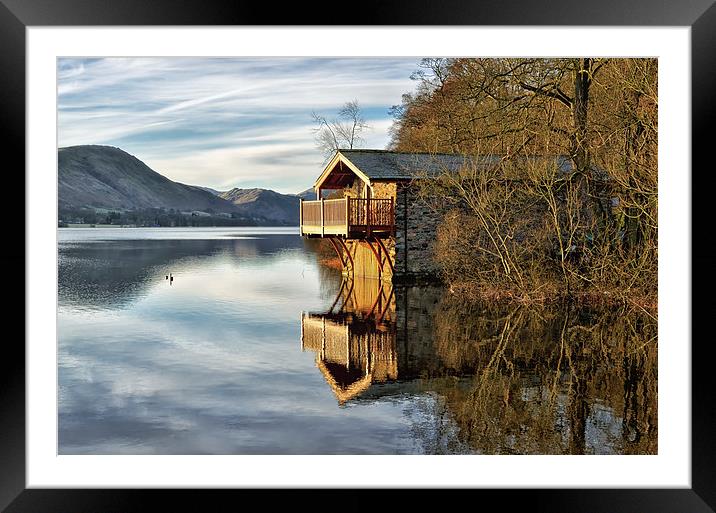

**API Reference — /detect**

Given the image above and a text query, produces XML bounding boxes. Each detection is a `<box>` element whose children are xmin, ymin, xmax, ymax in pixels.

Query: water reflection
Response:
<box><xmin>302</xmin><ymin>277</ymin><xmax>657</xmax><ymax>454</ymax></box>
<box><xmin>301</xmin><ymin>277</ymin><xmax>397</xmax><ymax>405</ymax></box>
<box><xmin>58</xmin><ymin>235</ymin><xmax>308</xmax><ymax>309</ymax></box>
<box><xmin>58</xmin><ymin>229</ymin><xmax>656</xmax><ymax>455</ymax></box>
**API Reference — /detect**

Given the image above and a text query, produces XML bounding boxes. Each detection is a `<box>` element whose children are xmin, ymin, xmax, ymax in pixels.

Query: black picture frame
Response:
<box><xmin>3</xmin><ymin>1</ymin><xmax>713</xmax><ymax>511</ymax></box>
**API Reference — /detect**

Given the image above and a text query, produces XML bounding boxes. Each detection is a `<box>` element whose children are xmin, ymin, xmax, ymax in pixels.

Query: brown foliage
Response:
<box><xmin>390</xmin><ymin>58</ymin><xmax>657</xmax><ymax>308</ymax></box>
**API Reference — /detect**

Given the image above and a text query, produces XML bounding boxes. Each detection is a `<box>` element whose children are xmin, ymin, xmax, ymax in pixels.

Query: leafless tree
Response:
<box><xmin>312</xmin><ymin>99</ymin><xmax>370</xmax><ymax>162</ymax></box>
<box><xmin>391</xmin><ymin>58</ymin><xmax>657</xmax><ymax>308</ymax></box>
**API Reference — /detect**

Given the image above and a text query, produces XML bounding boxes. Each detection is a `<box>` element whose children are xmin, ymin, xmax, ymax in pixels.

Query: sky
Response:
<box><xmin>57</xmin><ymin>57</ymin><xmax>423</xmax><ymax>194</ymax></box>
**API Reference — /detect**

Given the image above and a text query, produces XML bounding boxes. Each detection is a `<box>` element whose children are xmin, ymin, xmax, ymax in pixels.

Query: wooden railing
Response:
<box><xmin>300</xmin><ymin>197</ymin><xmax>394</xmax><ymax>237</ymax></box>
<box><xmin>301</xmin><ymin>198</ymin><xmax>346</xmax><ymax>227</ymax></box>
<box><xmin>324</xmin><ymin>198</ymin><xmax>348</xmax><ymax>227</ymax></box>
<box><xmin>348</xmin><ymin>198</ymin><xmax>394</xmax><ymax>227</ymax></box>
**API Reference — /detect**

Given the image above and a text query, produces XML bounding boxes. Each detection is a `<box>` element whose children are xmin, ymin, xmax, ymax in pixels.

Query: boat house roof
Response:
<box><xmin>314</xmin><ymin>149</ymin><xmax>586</xmax><ymax>190</ymax></box>
<box><xmin>314</xmin><ymin>149</ymin><xmax>470</xmax><ymax>190</ymax></box>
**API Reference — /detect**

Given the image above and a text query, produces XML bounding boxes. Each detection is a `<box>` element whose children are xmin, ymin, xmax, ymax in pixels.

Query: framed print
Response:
<box><xmin>4</xmin><ymin>0</ymin><xmax>715</xmax><ymax>511</ymax></box>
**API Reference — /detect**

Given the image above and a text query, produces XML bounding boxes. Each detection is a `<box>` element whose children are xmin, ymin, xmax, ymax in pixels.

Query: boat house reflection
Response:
<box><xmin>301</xmin><ymin>276</ymin><xmax>398</xmax><ymax>404</ymax></box>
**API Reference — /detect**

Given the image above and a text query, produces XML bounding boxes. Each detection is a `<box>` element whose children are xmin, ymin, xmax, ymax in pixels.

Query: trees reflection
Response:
<box><xmin>302</xmin><ymin>276</ymin><xmax>657</xmax><ymax>454</ymax></box>
<box><xmin>430</xmin><ymin>298</ymin><xmax>657</xmax><ymax>454</ymax></box>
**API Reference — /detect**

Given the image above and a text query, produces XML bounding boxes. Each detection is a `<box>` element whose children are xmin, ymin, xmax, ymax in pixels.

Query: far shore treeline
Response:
<box><xmin>58</xmin><ymin>206</ymin><xmax>266</xmax><ymax>228</ymax></box>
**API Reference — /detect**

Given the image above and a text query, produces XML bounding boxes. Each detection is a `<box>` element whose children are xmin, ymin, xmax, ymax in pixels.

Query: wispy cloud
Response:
<box><xmin>58</xmin><ymin>57</ymin><xmax>421</xmax><ymax>193</ymax></box>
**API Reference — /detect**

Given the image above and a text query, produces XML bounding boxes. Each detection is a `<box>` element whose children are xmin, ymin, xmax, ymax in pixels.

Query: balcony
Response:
<box><xmin>299</xmin><ymin>197</ymin><xmax>395</xmax><ymax>238</ymax></box>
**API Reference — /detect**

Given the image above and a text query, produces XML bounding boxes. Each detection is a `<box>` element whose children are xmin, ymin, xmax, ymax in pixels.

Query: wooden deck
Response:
<box><xmin>299</xmin><ymin>197</ymin><xmax>394</xmax><ymax>238</ymax></box>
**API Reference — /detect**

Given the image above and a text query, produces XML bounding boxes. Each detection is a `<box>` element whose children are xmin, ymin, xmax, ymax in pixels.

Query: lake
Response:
<box><xmin>58</xmin><ymin>227</ymin><xmax>657</xmax><ymax>454</ymax></box>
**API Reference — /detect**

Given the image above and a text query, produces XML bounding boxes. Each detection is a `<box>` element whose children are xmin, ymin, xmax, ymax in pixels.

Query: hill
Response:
<box><xmin>58</xmin><ymin>145</ymin><xmax>237</xmax><ymax>213</ymax></box>
<box><xmin>219</xmin><ymin>188</ymin><xmax>300</xmax><ymax>225</ymax></box>
<box><xmin>193</xmin><ymin>185</ymin><xmax>224</xmax><ymax>196</ymax></box>
<box><xmin>296</xmin><ymin>188</ymin><xmax>315</xmax><ymax>200</ymax></box>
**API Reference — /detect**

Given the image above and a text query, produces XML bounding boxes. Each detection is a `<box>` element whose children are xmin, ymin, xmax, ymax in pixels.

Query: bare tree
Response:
<box><xmin>312</xmin><ymin>99</ymin><xmax>370</xmax><ymax>161</ymax></box>
<box><xmin>391</xmin><ymin>58</ymin><xmax>657</xmax><ymax>307</ymax></box>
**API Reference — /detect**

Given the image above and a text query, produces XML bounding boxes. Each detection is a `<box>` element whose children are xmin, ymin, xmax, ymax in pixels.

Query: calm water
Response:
<box><xmin>58</xmin><ymin>227</ymin><xmax>657</xmax><ymax>454</ymax></box>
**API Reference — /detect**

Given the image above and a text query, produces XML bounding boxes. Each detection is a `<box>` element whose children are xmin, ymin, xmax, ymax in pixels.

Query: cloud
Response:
<box><xmin>58</xmin><ymin>243</ymin><xmax>427</xmax><ymax>454</ymax></box>
<box><xmin>58</xmin><ymin>57</ymin><xmax>421</xmax><ymax>193</ymax></box>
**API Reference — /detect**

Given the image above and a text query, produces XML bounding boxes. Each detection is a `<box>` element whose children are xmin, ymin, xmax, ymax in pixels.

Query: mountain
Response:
<box><xmin>219</xmin><ymin>188</ymin><xmax>300</xmax><ymax>225</ymax></box>
<box><xmin>193</xmin><ymin>186</ymin><xmax>224</xmax><ymax>196</ymax></box>
<box><xmin>59</xmin><ymin>145</ymin><xmax>237</xmax><ymax>213</ymax></box>
<box><xmin>296</xmin><ymin>188</ymin><xmax>315</xmax><ymax>200</ymax></box>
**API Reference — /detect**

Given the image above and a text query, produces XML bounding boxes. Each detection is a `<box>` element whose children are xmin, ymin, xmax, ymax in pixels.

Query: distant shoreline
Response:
<box><xmin>61</xmin><ymin>223</ymin><xmax>132</xmax><ymax>228</ymax></box>
<box><xmin>59</xmin><ymin>224</ymin><xmax>299</xmax><ymax>229</ymax></box>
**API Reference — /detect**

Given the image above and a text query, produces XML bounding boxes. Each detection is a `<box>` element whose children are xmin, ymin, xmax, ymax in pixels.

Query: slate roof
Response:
<box><xmin>337</xmin><ymin>149</ymin><xmax>471</xmax><ymax>181</ymax></box>
<box><xmin>336</xmin><ymin>149</ymin><xmax>585</xmax><ymax>182</ymax></box>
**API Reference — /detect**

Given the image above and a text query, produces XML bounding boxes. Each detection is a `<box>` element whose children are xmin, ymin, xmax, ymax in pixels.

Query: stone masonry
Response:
<box><xmin>393</xmin><ymin>182</ymin><xmax>442</xmax><ymax>282</ymax></box>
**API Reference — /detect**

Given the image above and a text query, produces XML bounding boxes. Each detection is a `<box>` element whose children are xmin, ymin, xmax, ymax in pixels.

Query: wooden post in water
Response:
<box><xmin>299</xmin><ymin>198</ymin><xmax>303</xmax><ymax>236</ymax></box>
<box><xmin>320</xmin><ymin>198</ymin><xmax>325</xmax><ymax>237</ymax></box>
<box><xmin>321</xmin><ymin>317</ymin><xmax>326</xmax><ymax>359</ymax></box>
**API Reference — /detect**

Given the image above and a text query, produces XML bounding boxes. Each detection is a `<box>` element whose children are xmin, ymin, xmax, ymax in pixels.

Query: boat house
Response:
<box><xmin>299</xmin><ymin>149</ymin><xmax>467</xmax><ymax>281</ymax></box>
